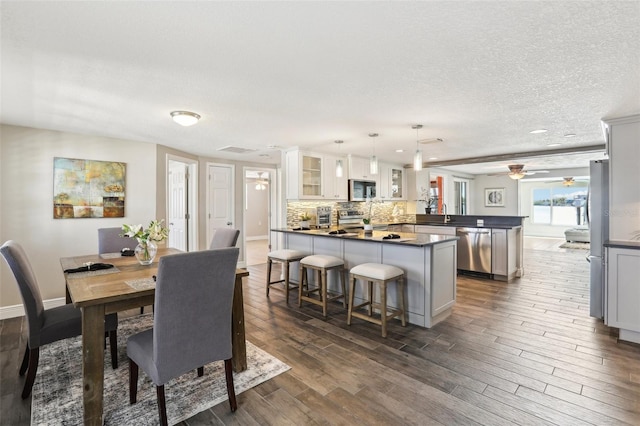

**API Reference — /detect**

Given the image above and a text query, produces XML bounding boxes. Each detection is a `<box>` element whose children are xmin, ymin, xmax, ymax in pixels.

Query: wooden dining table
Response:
<box><xmin>61</xmin><ymin>247</ymin><xmax>249</xmax><ymax>426</ymax></box>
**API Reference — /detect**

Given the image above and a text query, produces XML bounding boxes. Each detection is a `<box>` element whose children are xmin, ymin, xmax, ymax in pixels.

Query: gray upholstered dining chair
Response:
<box><xmin>98</xmin><ymin>227</ymin><xmax>137</xmax><ymax>254</ymax></box>
<box><xmin>0</xmin><ymin>240</ymin><xmax>119</xmax><ymax>399</ymax></box>
<box><xmin>98</xmin><ymin>227</ymin><xmax>148</xmax><ymax>313</ymax></box>
<box><xmin>209</xmin><ymin>228</ymin><xmax>240</xmax><ymax>249</ymax></box>
<box><xmin>127</xmin><ymin>247</ymin><xmax>240</xmax><ymax>425</ymax></box>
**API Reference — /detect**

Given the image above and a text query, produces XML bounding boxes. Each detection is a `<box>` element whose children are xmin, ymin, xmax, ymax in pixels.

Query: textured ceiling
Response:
<box><xmin>1</xmin><ymin>1</ymin><xmax>638</xmax><ymax>174</ymax></box>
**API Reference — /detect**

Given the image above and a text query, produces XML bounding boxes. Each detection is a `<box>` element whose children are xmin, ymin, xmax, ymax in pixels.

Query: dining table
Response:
<box><xmin>61</xmin><ymin>247</ymin><xmax>249</xmax><ymax>426</ymax></box>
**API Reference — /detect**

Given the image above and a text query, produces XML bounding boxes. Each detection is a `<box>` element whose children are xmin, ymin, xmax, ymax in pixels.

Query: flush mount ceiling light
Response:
<box><xmin>170</xmin><ymin>110</ymin><xmax>201</xmax><ymax>126</ymax></box>
<box><xmin>335</xmin><ymin>140</ymin><xmax>344</xmax><ymax>177</ymax></box>
<box><xmin>368</xmin><ymin>133</ymin><xmax>379</xmax><ymax>175</ymax></box>
<box><xmin>564</xmin><ymin>133</ymin><xmax>576</xmax><ymax>138</ymax></box>
<box><xmin>412</xmin><ymin>124</ymin><xmax>423</xmax><ymax>171</ymax></box>
<box><xmin>529</xmin><ymin>129</ymin><xmax>548</xmax><ymax>134</ymax></box>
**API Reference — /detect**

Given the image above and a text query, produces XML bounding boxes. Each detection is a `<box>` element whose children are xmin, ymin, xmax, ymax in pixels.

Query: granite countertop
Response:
<box><xmin>272</xmin><ymin>228</ymin><xmax>458</xmax><ymax>247</ymax></box>
<box><xmin>604</xmin><ymin>240</ymin><xmax>640</xmax><ymax>250</ymax></box>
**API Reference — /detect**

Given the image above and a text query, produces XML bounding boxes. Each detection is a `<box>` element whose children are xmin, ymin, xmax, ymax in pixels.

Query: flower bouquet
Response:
<box><xmin>122</xmin><ymin>220</ymin><xmax>169</xmax><ymax>265</ymax></box>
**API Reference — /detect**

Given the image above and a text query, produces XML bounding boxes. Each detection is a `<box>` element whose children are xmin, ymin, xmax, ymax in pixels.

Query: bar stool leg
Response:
<box><xmin>321</xmin><ymin>269</ymin><xmax>328</xmax><ymax>317</ymax></box>
<box><xmin>298</xmin><ymin>264</ymin><xmax>305</xmax><ymax>308</ymax></box>
<box><xmin>266</xmin><ymin>258</ymin><xmax>273</xmax><ymax>296</ymax></box>
<box><xmin>367</xmin><ymin>280</ymin><xmax>373</xmax><ymax>316</ymax></box>
<box><xmin>340</xmin><ymin>268</ymin><xmax>347</xmax><ymax>308</ymax></box>
<box><xmin>399</xmin><ymin>276</ymin><xmax>407</xmax><ymax>326</ymax></box>
<box><xmin>283</xmin><ymin>260</ymin><xmax>290</xmax><ymax>304</ymax></box>
<box><xmin>380</xmin><ymin>282</ymin><xmax>388</xmax><ymax>338</ymax></box>
<box><xmin>347</xmin><ymin>274</ymin><xmax>356</xmax><ymax>325</ymax></box>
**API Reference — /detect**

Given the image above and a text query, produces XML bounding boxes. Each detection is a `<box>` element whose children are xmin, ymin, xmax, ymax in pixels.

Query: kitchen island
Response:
<box><xmin>271</xmin><ymin>228</ymin><xmax>458</xmax><ymax>328</ymax></box>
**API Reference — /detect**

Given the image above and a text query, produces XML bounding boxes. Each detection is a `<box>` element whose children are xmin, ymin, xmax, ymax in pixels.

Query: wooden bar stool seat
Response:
<box><xmin>266</xmin><ymin>249</ymin><xmax>307</xmax><ymax>304</ymax></box>
<box><xmin>348</xmin><ymin>263</ymin><xmax>406</xmax><ymax>337</ymax></box>
<box><xmin>298</xmin><ymin>255</ymin><xmax>347</xmax><ymax>317</ymax></box>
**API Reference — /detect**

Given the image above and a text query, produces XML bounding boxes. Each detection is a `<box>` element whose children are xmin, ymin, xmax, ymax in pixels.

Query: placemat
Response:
<box><xmin>100</xmin><ymin>253</ymin><xmax>123</xmax><ymax>259</ymax></box>
<box><xmin>125</xmin><ymin>277</ymin><xmax>156</xmax><ymax>291</ymax></box>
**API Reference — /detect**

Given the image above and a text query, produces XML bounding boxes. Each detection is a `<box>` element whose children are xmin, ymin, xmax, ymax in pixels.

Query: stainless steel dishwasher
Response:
<box><xmin>456</xmin><ymin>227</ymin><xmax>491</xmax><ymax>274</ymax></box>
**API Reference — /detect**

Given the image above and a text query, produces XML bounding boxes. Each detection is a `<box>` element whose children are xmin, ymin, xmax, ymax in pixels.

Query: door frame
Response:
<box><xmin>166</xmin><ymin>154</ymin><xmax>198</xmax><ymax>252</ymax></box>
<box><xmin>242</xmin><ymin>166</ymin><xmax>278</xmax><ymax>264</ymax></box>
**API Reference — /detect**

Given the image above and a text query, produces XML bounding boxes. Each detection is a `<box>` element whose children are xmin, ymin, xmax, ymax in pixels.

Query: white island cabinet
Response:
<box><xmin>606</xmin><ymin>244</ymin><xmax>640</xmax><ymax>343</ymax></box>
<box><xmin>273</xmin><ymin>228</ymin><xmax>458</xmax><ymax>328</ymax></box>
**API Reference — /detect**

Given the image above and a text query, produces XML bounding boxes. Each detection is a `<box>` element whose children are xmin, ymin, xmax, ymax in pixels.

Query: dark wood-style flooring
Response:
<box><xmin>1</xmin><ymin>238</ymin><xmax>639</xmax><ymax>425</ymax></box>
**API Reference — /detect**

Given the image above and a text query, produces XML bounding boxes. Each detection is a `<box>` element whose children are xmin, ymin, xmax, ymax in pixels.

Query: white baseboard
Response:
<box><xmin>246</xmin><ymin>236</ymin><xmax>268</xmax><ymax>241</ymax></box>
<box><xmin>0</xmin><ymin>297</ymin><xmax>66</xmax><ymax>320</ymax></box>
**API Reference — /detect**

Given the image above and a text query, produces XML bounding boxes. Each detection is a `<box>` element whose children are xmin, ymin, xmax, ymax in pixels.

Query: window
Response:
<box><xmin>532</xmin><ymin>184</ymin><xmax>587</xmax><ymax>226</ymax></box>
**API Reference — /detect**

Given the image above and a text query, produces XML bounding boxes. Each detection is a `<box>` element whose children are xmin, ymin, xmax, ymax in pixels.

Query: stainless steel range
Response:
<box><xmin>337</xmin><ymin>208</ymin><xmax>364</xmax><ymax>228</ymax></box>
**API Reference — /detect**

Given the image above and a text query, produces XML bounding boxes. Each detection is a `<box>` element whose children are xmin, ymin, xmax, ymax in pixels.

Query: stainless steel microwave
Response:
<box><xmin>348</xmin><ymin>179</ymin><xmax>376</xmax><ymax>201</ymax></box>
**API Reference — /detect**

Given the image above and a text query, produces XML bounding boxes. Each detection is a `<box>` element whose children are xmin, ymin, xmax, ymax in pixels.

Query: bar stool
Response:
<box><xmin>298</xmin><ymin>255</ymin><xmax>347</xmax><ymax>317</ymax></box>
<box><xmin>348</xmin><ymin>263</ymin><xmax>406</xmax><ymax>337</ymax></box>
<box><xmin>266</xmin><ymin>249</ymin><xmax>307</xmax><ymax>304</ymax></box>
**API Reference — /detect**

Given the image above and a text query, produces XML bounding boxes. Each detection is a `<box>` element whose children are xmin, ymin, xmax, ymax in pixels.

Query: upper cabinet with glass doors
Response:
<box><xmin>285</xmin><ymin>149</ymin><xmax>347</xmax><ymax>200</ymax></box>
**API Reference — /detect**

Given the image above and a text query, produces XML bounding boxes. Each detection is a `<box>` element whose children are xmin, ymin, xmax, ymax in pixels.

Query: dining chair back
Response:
<box><xmin>209</xmin><ymin>228</ymin><xmax>240</xmax><ymax>249</ymax></box>
<box><xmin>98</xmin><ymin>227</ymin><xmax>137</xmax><ymax>254</ymax></box>
<box><xmin>127</xmin><ymin>247</ymin><xmax>240</xmax><ymax>425</ymax></box>
<box><xmin>0</xmin><ymin>240</ymin><xmax>119</xmax><ymax>399</ymax></box>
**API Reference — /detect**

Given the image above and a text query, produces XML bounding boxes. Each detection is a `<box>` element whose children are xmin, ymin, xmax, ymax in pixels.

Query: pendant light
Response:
<box><xmin>368</xmin><ymin>133</ymin><xmax>379</xmax><ymax>175</ymax></box>
<box><xmin>335</xmin><ymin>140</ymin><xmax>344</xmax><ymax>177</ymax></box>
<box><xmin>413</xmin><ymin>124</ymin><xmax>423</xmax><ymax>171</ymax></box>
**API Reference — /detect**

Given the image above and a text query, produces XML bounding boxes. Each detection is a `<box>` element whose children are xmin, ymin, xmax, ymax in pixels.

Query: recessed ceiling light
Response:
<box><xmin>395</xmin><ymin>149</ymin><xmax>404</xmax><ymax>153</ymax></box>
<box><xmin>529</xmin><ymin>129</ymin><xmax>548</xmax><ymax>134</ymax></box>
<box><xmin>429</xmin><ymin>157</ymin><xmax>438</xmax><ymax>160</ymax></box>
<box><xmin>564</xmin><ymin>133</ymin><xmax>576</xmax><ymax>138</ymax></box>
<box><xmin>547</xmin><ymin>143</ymin><xmax>562</xmax><ymax>147</ymax></box>
<box><xmin>170</xmin><ymin>110</ymin><xmax>201</xmax><ymax>126</ymax></box>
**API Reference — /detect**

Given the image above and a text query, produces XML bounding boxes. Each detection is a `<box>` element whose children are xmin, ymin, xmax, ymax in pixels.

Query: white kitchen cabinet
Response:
<box><xmin>491</xmin><ymin>228</ymin><xmax>517</xmax><ymax>281</ymax></box>
<box><xmin>347</xmin><ymin>155</ymin><xmax>379</xmax><ymax>182</ymax></box>
<box><xmin>603</xmin><ymin>115</ymin><xmax>640</xmax><ymax>242</ymax></box>
<box><xmin>322</xmin><ymin>153</ymin><xmax>348</xmax><ymax>200</ymax></box>
<box><xmin>415</xmin><ymin>225</ymin><xmax>456</xmax><ymax>236</ymax></box>
<box><xmin>285</xmin><ymin>149</ymin><xmax>347</xmax><ymax>200</ymax></box>
<box><xmin>378</xmin><ymin>163</ymin><xmax>406</xmax><ymax>200</ymax></box>
<box><xmin>606</xmin><ymin>247</ymin><xmax>640</xmax><ymax>336</ymax></box>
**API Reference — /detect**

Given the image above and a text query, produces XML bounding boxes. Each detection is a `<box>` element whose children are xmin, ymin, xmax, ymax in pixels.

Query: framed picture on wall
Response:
<box><xmin>485</xmin><ymin>188</ymin><xmax>505</xmax><ymax>207</ymax></box>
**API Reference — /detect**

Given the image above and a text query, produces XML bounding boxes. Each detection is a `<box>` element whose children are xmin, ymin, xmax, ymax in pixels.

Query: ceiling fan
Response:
<box><xmin>251</xmin><ymin>172</ymin><xmax>269</xmax><ymax>190</ymax></box>
<box><xmin>489</xmin><ymin>164</ymin><xmax>550</xmax><ymax>180</ymax></box>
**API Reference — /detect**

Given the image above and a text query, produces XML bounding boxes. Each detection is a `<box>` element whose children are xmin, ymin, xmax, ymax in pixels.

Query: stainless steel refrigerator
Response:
<box><xmin>587</xmin><ymin>159</ymin><xmax>609</xmax><ymax>319</ymax></box>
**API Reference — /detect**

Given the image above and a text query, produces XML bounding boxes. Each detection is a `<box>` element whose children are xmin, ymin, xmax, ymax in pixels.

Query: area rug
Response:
<box><xmin>31</xmin><ymin>314</ymin><xmax>290</xmax><ymax>425</ymax></box>
<box><xmin>559</xmin><ymin>241</ymin><xmax>590</xmax><ymax>250</ymax></box>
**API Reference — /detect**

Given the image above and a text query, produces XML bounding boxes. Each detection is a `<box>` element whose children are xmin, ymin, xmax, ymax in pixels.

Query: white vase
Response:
<box><xmin>363</xmin><ymin>224</ymin><xmax>373</xmax><ymax>231</ymax></box>
<box><xmin>299</xmin><ymin>220</ymin><xmax>310</xmax><ymax>229</ymax></box>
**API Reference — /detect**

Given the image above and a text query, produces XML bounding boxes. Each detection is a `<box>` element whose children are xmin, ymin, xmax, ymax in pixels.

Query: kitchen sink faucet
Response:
<box><xmin>443</xmin><ymin>203</ymin><xmax>451</xmax><ymax>223</ymax></box>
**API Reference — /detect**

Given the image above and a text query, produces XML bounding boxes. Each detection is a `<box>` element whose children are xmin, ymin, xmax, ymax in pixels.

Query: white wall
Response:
<box><xmin>0</xmin><ymin>125</ymin><xmax>157</xmax><ymax>307</ymax></box>
<box><xmin>472</xmin><ymin>175</ymin><xmax>520</xmax><ymax>216</ymax></box>
<box><xmin>245</xmin><ymin>182</ymin><xmax>269</xmax><ymax>238</ymax></box>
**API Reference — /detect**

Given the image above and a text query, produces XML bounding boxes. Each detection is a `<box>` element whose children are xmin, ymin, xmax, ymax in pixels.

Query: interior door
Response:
<box><xmin>167</xmin><ymin>160</ymin><xmax>187</xmax><ymax>251</ymax></box>
<box><xmin>207</xmin><ymin>164</ymin><xmax>234</xmax><ymax>245</ymax></box>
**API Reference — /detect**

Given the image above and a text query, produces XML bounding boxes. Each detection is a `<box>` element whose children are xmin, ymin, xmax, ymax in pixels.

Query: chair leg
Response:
<box><xmin>19</xmin><ymin>344</ymin><xmax>29</xmax><ymax>376</ymax></box>
<box><xmin>284</xmin><ymin>260</ymin><xmax>290</xmax><ymax>304</ymax></box>
<box><xmin>341</xmin><ymin>268</ymin><xmax>347</xmax><ymax>308</ymax></box>
<box><xmin>109</xmin><ymin>330</ymin><xmax>118</xmax><ymax>369</ymax></box>
<box><xmin>224</xmin><ymin>359</ymin><xmax>237</xmax><ymax>412</ymax></box>
<box><xmin>197</xmin><ymin>366</ymin><xmax>204</xmax><ymax>377</ymax></box>
<box><xmin>298</xmin><ymin>265</ymin><xmax>305</xmax><ymax>307</ymax></box>
<box><xmin>321</xmin><ymin>270</ymin><xmax>328</xmax><ymax>317</ymax></box>
<box><xmin>381</xmin><ymin>282</ymin><xmax>388</xmax><ymax>338</ymax></box>
<box><xmin>129</xmin><ymin>359</ymin><xmax>139</xmax><ymax>404</ymax></box>
<box><xmin>156</xmin><ymin>385</ymin><xmax>168</xmax><ymax>426</ymax></box>
<box><xmin>266</xmin><ymin>258</ymin><xmax>273</xmax><ymax>296</ymax></box>
<box><xmin>21</xmin><ymin>347</ymin><xmax>39</xmax><ymax>399</ymax></box>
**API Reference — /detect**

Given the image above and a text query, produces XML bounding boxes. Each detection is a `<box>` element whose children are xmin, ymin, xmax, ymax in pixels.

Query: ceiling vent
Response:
<box><xmin>216</xmin><ymin>146</ymin><xmax>257</xmax><ymax>154</ymax></box>
<box><xmin>419</xmin><ymin>138</ymin><xmax>444</xmax><ymax>145</ymax></box>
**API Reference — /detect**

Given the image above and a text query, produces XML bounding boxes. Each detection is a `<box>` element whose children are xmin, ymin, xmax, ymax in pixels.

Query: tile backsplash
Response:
<box><xmin>287</xmin><ymin>201</ymin><xmax>412</xmax><ymax>227</ymax></box>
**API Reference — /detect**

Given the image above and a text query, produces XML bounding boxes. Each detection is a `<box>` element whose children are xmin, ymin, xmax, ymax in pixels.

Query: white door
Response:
<box><xmin>168</xmin><ymin>160</ymin><xmax>187</xmax><ymax>251</ymax></box>
<box><xmin>207</xmin><ymin>164</ymin><xmax>234</xmax><ymax>245</ymax></box>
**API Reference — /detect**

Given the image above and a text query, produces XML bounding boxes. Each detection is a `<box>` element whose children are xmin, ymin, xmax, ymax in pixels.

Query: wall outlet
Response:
<box><xmin>477</xmin><ymin>219</ymin><xmax>484</xmax><ymax>226</ymax></box>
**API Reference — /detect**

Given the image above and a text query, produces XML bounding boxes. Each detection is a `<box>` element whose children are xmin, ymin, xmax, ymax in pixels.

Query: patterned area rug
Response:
<box><xmin>31</xmin><ymin>314</ymin><xmax>290</xmax><ymax>425</ymax></box>
<box><xmin>559</xmin><ymin>242</ymin><xmax>590</xmax><ymax>250</ymax></box>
